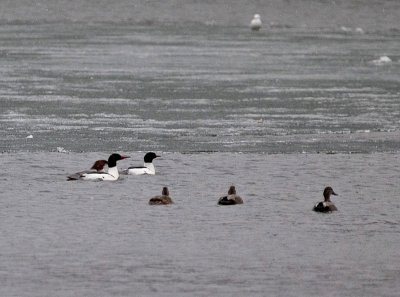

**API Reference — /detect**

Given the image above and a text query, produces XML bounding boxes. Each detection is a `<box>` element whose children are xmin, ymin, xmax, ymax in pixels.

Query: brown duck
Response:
<box><xmin>67</xmin><ymin>159</ymin><xmax>108</xmax><ymax>181</ymax></box>
<box><xmin>149</xmin><ymin>187</ymin><xmax>173</xmax><ymax>205</ymax></box>
<box><xmin>218</xmin><ymin>186</ymin><xmax>243</xmax><ymax>205</ymax></box>
<box><xmin>313</xmin><ymin>186</ymin><xmax>338</xmax><ymax>212</ymax></box>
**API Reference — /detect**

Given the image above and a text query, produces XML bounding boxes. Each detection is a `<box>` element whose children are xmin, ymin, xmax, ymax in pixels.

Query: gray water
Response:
<box><xmin>0</xmin><ymin>1</ymin><xmax>400</xmax><ymax>296</ymax></box>
<box><xmin>1</xmin><ymin>1</ymin><xmax>400</xmax><ymax>153</ymax></box>
<box><xmin>1</xmin><ymin>152</ymin><xmax>400</xmax><ymax>297</ymax></box>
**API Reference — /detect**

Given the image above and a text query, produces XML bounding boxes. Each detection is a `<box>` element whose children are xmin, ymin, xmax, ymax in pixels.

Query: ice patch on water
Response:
<box><xmin>56</xmin><ymin>147</ymin><xmax>68</xmax><ymax>153</ymax></box>
<box><xmin>340</xmin><ymin>26</ymin><xmax>364</xmax><ymax>34</ymax></box>
<box><xmin>371</xmin><ymin>56</ymin><xmax>392</xmax><ymax>66</ymax></box>
<box><xmin>340</xmin><ymin>26</ymin><xmax>352</xmax><ymax>33</ymax></box>
<box><xmin>355</xmin><ymin>27</ymin><xmax>364</xmax><ymax>34</ymax></box>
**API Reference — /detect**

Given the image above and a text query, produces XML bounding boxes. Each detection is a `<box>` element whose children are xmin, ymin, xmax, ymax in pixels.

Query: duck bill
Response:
<box><xmin>121</xmin><ymin>155</ymin><xmax>130</xmax><ymax>160</ymax></box>
<box><xmin>332</xmin><ymin>191</ymin><xmax>338</xmax><ymax>196</ymax></box>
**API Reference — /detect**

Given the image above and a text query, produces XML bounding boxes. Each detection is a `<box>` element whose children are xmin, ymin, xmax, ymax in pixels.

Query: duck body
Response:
<box><xmin>67</xmin><ymin>160</ymin><xmax>108</xmax><ymax>181</ymax></box>
<box><xmin>313</xmin><ymin>201</ymin><xmax>337</xmax><ymax>212</ymax></box>
<box><xmin>125</xmin><ymin>152</ymin><xmax>160</xmax><ymax>175</ymax></box>
<box><xmin>126</xmin><ymin>163</ymin><xmax>155</xmax><ymax>175</ymax></box>
<box><xmin>80</xmin><ymin>153</ymin><xmax>129</xmax><ymax>181</ymax></box>
<box><xmin>250</xmin><ymin>14</ymin><xmax>262</xmax><ymax>31</ymax></box>
<box><xmin>313</xmin><ymin>186</ymin><xmax>338</xmax><ymax>212</ymax></box>
<box><xmin>149</xmin><ymin>187</ymin><xmax>173</xmax><ymax>205</ymax></box>
<box><xmin>218</xmin><ymin>186</ymin><xmax>243</xmax><ymax>205</ymax></box>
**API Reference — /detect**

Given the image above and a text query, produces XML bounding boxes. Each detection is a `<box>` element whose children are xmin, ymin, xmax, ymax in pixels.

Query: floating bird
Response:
<box><xmin>218</xmin><ymin>185</ymin><xmax>243</xmax><ymax>205</ymax></box>
<box><xmin>313</xmin><ymin>186</ymin><xmax>338</xmax><ymax>212</ymax></box>
<box><xmin>149</xmin><ymin>187</ymin><xmax>173</xmax><ymax>205</ymax></box>
<box><xmin>250</xmin><ymin>14</ymin><xmax>262</xmax><ymax>31</ymax></box>
<box><xmin>79</xmin><ymin>153</ymin><xmax>129</xmax><ymax>181</ymax></box>
<box><xmin>124</xmin><ymin>152</ymin><xmax>160</xmax><ymax>175</ymax></box>
<box><xmin>67</xmin><ymin>159</ymin><xmax>108</xmax><ymax>181</ymax></box>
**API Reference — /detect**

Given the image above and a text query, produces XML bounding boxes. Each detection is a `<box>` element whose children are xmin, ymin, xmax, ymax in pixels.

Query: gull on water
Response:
<box><xmin>250</xmin><ymin>14</ymin><xmax>262</xmax><ymax>31</ymax></box>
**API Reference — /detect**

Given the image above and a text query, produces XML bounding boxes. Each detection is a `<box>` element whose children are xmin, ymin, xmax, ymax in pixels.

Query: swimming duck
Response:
<box><xmin>149</xmin><ymin>187</ymin><xmax>173</xmax><ymax>205</ymax></box>
<box><xmin>313</xmin><ymin>186</ymin><xmax>338</xmax><ymax>212</ymax></box>
<box><xmin>124</xmin><ymin>152</ymin><xmax>160</xmax><ymax>175</ymax></box>
<box><xmin>67</xmin><ymin>159</ymin><xmax>108</xmax><ymax>181</ymax></box>
<box><xmin>218</xmin><ymin>186</ymin><xmax>243</xmax><ymax>205</ymax></box>
<box><xmin>80</xmin><ymin>153</ymin><xmax>129</xmax><ymax>181</ymax></box>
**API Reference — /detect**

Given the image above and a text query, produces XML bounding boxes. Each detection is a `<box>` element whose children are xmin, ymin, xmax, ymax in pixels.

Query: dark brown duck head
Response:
<box><xmin>149</xmin><ymin>186</ymin><xmax>173</xmax><ymax>205</ymax></box>
<box><xmin>218</xmin><ymin>185</ymin><xmax>243</xmax><ymax>205</ymax></box>
<box><xmin>162</xmin><ymin>186</ymin><xmax>169</xmax><ymax>196</ymax></box>
<box><xmin>90</xmin><ymin>160</ymin><xmax>108</xmax><ymax>171</ymax></box>
<box><xmin>323</xmin><ymin>186</ymin><xmax>338</xmax><ymax>202</ymax></box>
<box><xmin>228</xmin><ymin>185</ymin><xmax>236</xmax><ymax>195</ymax></box>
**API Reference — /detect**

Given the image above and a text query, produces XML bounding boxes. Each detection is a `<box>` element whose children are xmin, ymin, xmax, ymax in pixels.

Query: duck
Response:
<box><xmin>313</xmin><ymin>186</ymin><xmax>338</xmax><ymax>212</ymax></box>
<box><xmin>67</xmin><ymin>159</ymin><xmax>108</xmax><ymax>181</ymax></box>
<box><xmin>80</xmin><ymin>153</ymin><xmax>130</xmax><ymax>181</ymax></box>
<box><xmin>218</xmin><ymin>186</ymin><xmax>243</xmax><ymax>205</ymax></box>
<box><xmin>124</xmin><ymin>152</ymin><xmax>160</xmax><ymax>175</ymax></box>
<box><xmin>250</xmin><ymin>14</ymin><xmax>262</xmax><ymax>31</ymax></box>
<box><xmin>149</xmin><ymin>187</ymin><xmax>173</xmax><ymax>205</ymax></box>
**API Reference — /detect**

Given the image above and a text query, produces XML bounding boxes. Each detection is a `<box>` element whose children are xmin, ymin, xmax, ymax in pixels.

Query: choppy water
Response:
<box><xmin>0</xmin><ymin>0</ymin><xmax>400</xmax><ymax>296</ymax></box>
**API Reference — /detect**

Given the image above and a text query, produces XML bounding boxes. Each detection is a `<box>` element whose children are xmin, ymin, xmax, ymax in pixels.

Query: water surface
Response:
<box><xmin>0</xmin><ymin>1</ymin><xmax>400</xmax><ymax>296</ymax></box>
<box><xmin>1</xmin><ymin>152</ymin><xmax>400</xmax><ymax>297</ymax></box>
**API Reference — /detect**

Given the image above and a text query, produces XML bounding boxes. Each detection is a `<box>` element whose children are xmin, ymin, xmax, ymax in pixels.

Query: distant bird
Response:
<box><xmin>250</xmin><ymin>14</ymin><xmax>262</xmax><ymax>31</ymax></box>
<box><xmin>79</xmin><ymin>153</ymin><xmax>129</xmax><ymax>181</ymax></box>
<box><xmin>313</xmin><ymin>186</ymin><xmax>338</xmax><ymax>212</ymax></box>
<box><xmin>218</xmin><ymin>186</ymin><xmax>243</xmax><ymax>205</ymax></box>
<box><xmin>124</xmin><ymin>152</ymin><xmax>160</xmax><ymax>175</ymax></box>
<box><xmin>67</xmin><ymin>159</ymin><xmax>108</xmax><ymax>181</ymax></box>
<box><xmin>149</xmin><ymin>187</ymin><xmax>173</xmax><ymax>205</ymax></box>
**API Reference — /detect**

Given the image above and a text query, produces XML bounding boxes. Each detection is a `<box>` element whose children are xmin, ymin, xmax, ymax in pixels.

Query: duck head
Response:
<box><xmin>228</xmin><ymin>185</ymin><xmax>236</xmax><ymax>195</ymax></box>
<box><xmin>90</xmin><ymin>160</ymin><xmax>108</xmax><ymax>171</ymax></box>
<box><xmin>323</xmin><ymin>186</ymin><xmax>338</xmax><ymax>202</ymax></box>
<box><xmin>162</xmin><ymin>187</ymin><xmax>169</xmax><ymax>196</ymax></box>
<box><xmin>144</xmin><ymin>152</ymin><xmax>161</xmax><ymax>163</ymax></box>
<box><xmin>108</xmin><ymin>153</ymin><xmax>130</xmax><ymax>167</ymax></box>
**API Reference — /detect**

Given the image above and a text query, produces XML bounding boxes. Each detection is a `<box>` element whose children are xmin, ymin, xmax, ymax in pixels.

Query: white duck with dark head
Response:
<box><xmin>124</xmin><ymin>152</ymin><xmax>160</xmax><ymax>175</ymax></box>
<box><xmin>81</xmin><ymin>153</ymin><xmax>129</xmax><ymax>181</ymax></box>
<box><xmin>67</xmin><ymin>159</ymin><xmax>108</xmax><ymax>181</ymax></box>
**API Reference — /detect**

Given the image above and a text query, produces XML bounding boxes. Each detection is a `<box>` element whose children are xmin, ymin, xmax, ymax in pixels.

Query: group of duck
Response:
<box><xmin>67</xmin><ymin>153</ymin><xmax>339</xmax><ymax>212</ymax></box>
<box><xmin>67</xmin><ymin>152</ymin><xmax>159</xmax><ymax>181</ymax></box>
